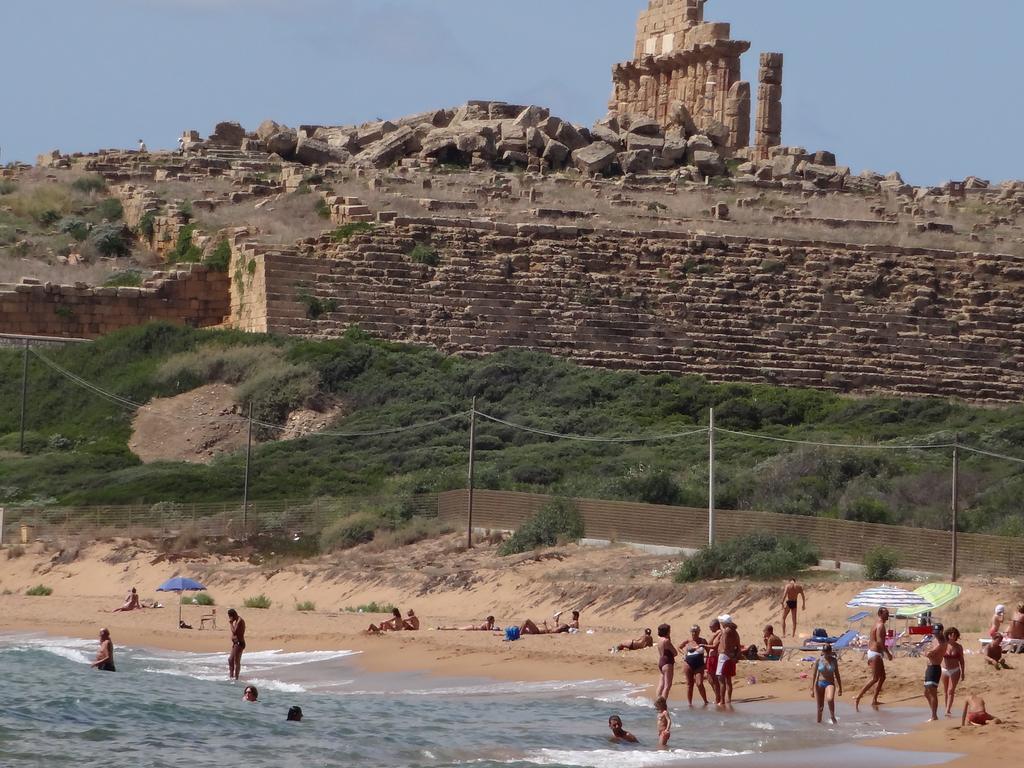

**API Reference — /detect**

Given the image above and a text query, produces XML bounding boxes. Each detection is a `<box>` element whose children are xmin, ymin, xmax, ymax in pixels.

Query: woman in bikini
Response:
<box><xmin>616</xmin><ymin>627</ymin><xmax>653</xmax><ymax>652</ymax></box>
<box><xmin>810</xmin><ymin>643</ymin><xmax>843</xmax><ymax>724</ymax></box>
<box><xmin>942</xmin><ymin>626</ymin><xmax>965</xmax><ymax>717</ymax></box>
<box><xmin>655</xmin><ymin>623</ymin><xmax>677</xmax><ymax>701</ymax></box>
<box><xmin>680</xmin><ymin>624</ymin><xmax>709</xmax><ymax>706</ymax></box>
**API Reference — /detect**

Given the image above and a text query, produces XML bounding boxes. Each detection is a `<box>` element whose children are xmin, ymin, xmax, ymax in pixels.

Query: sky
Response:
<box><xmin>2</xmin><ymin>0</ymin><xmax>1021</xmax><ymax>185</ymax></box>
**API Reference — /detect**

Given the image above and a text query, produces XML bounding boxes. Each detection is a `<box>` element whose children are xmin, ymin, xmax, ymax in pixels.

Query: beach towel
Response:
<box><xmin>505</xmin><ymin>627</ymin><xmax>521</xmax><ymax>642</ymax></box>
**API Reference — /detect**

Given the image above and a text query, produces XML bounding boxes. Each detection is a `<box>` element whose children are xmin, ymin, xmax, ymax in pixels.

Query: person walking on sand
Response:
<box><xmin>227</xmin><ymin>608</ymin><xmax>246</xmax><ymax>680</ymax></box>
<box><xmin>781</xmin><ymin>578</ymin><xmax>806</xmax><ymax>638</ymax></box>
<box><xmin>91</xmin><ymin>628</ymin><xmax>115</xmax><ymax>672</ymax></box>
<box><xmin>811</xmin><ymin>643</ymin><xmax>842</xmax><ymax>724</ymax></box>
<box><xmin>922</xmin><ymin>623</ymin><xmax>948</xmax><ymax>721</ymax></box>
<box><xmin>943</xmin><ymin>627</ymin><xmax>966</xmax><ymax>717</ymax></box>
<box><xmin>715</xmin><ymin>615</ymin><xmax>741</xmax><ymax>706</ymax></box>
<box><xmin>655</xmin><ymin>697</ymin><xmax>671</xmax><ymax>748</ymax></box>
<box><xmin>855</xmin><ymin>607</ymin><xmax>892</xmax><ymax>711</ymax></box>
<box><xmin>705</xmin><ymin>618</ymin><xmax>723</xmax><ymax>705</ymax></box>
<box><xmin>655</xmin><ymin>624</ymin><xmax>677</xmax><ymax>701</ymax></box>
<box><xmin>681</xmin><ymin>624</ymin><xmax>709</xmax><ymax>706</ymax></box>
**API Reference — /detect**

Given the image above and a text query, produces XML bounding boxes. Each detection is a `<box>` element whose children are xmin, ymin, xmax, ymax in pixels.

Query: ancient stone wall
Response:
<box><xmin>0</xmin><ymin>266</ymin><xmax>229</xmax><ymax>339</ymax></box>
<box><xmin>228</xmin><ymin>219</ymin><xmax>1024</xmax><ymax>403</ymax></box>
<box><xmin>611</xmin><ymin>0</ymin><xmax>782</xmax><ymax>153</ymax></box>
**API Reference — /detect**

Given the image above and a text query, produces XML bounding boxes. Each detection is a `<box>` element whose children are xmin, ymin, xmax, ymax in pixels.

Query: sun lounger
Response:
<box><xmin>979</xmin><ymin>637</ymin><xmax>1024</xmax><ymax>653</ymax></box>
<box><xmin>788</xmin><ymin>629</ymin><xmax>859</xmax><ymax>659</ymax></box>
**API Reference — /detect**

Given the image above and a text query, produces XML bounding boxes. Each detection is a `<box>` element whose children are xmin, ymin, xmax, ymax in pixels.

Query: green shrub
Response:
<box><xmin>95</xmin><ymin>197</ymin><xmax>124</xmax><ymax>221</ymax></box>
<box><xmin>843</xmin><ymin>497</ymin><xmax>891</xmax><ymax>524</ymax></box>
<box><xmin>138</xmin><ymin>211</ymin><xmax>157</xmax><ymax>239</ymax></box>
<box><xmin>90</xmin><ymin>223</ymin><xmax>132</xmax><ymax>257</ymax></box>
<box><xmin>863</xmin><ymin>546</ymin><xmax>900</xmax><ymax>581</ymax></box>
<box><xmin>243</xmin><ymin>594</ymin><xmax>272</xmax><ymax>609</ymax></box>
<box><xmin>167</xmin><ymin>224</ymin><xmax>202</xmax><ymax>263</ymax></box>
<box><xmin>499</xmin><ymin>498</ymin><xmax>584</xmax><ymax>555</ymax></box>
<box><xmin>26</xmin><ymin>584</ymin><xmax>53</xmax><ymax>596</ymax></box>
<box><xmin>295</xmin><ymin>601</ymin><xmax>316</xmax><ymax>612</ymax></box>
<box><xmin>296</xmin><ymin>289</ymin><xmax>337</xmax><ymax>320</ymax></box>
<box><xmin>37</xmin><ymin>209</ymin><xmax>61</xmax><ymax>227</ymax></box>
<box><xmin>330</xmin><ymin>222</ymin><xmax>374</xmax><ymax>241</ymax></box>
<box><xmin>0</xmin><ymin>180</ymin><xmax>16</xmax><ymax>195</ymax></box>
<box><xmin>103</xmin><ymin>270</ymin><xmax>143</xmax><ymax>288</ymax></box>
<box><xmin>314</xmin><ymin>198</ymin><xmax>331</xmax><ymax>219</ymax></box>
<box><xmin>206</xmin><ymin>240</ymin><xmax>231</xmax><ymax>272</ymax></box>
<box><xmin>194</xmin><ymin>592</ymin><xmax>215</xmax><ymax>606</ymax></box>
<box><xmin>619</xmin><ymin>470</ymin><xmax>683</xmax><ymax>506</ymax></box>
<box><xmin>408</xmin><ymin>243</ymin><xmax>439</xmax><ymax>266</ymax></box>
<box><xmin>343</xmin><ymin>601</ymin><xmax>395</xmax><ymax>614</ymax></box>
<box><xmin>59</xmin><ymin>217</ymin><xmax>90</xmax><ymax>242</ymax></box>
<box><xmin>71</xmin><ymin>175</ymin><xmax>107</xmax><ymax>194</ymax></box>
<box><xmin>320</xmin><ymin>512</ymin><xmax>379</xmax><ymax>552</ymax></box>
<box><xmin>675</xmin><ymin>534</ymin><xmax>819</xmax><ymax>582</ymax></box>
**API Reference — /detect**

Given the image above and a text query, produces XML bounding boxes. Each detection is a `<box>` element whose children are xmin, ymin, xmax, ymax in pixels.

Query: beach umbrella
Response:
<box><xmin>846</xmin><ymin>585</ymin><xmax>931</xmax><ymax>610</ymax></box>
<box><xmin>895</xmin><ymin>583</ymin><xmax>962</xmax><ymax>618</ymax></box>
<box><xmin>156</xmin><ymin>576</ymin><xmax>206</xmax><ymax>628</ymax></box>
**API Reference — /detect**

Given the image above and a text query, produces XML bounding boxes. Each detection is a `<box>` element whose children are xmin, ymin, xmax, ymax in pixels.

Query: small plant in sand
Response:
<box><xmin>181</xmin><ymin>592</ymin><xmax>215</xmax><ymax>606</ymax></box>
<box><xmin>26</xmin><ymin>584</ymin><xmax>53</xmax><ymax>596</ymax></box>
<box><xmin>295</xmin><ymin>601</ymin><xmax>316</xmax><ymax>612</ymax></box>
<box><xmin>244</xmin><ymin>594</ymin><xmax>272</xmax><ymax>609</ymax></box>
<box><xmin>344</xmin><ymin>601</ymin><xmax>395</xmax><ymax>614</ymax></box>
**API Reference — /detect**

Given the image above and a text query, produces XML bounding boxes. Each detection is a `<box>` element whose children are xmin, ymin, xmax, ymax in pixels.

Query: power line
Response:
<box><xmin>958</xmin><ymin>444</ymin><xmax>1024</xmax><ymax>466</ymax></box>
<box><xmin>715</xmin><ymin>426</ymin><xmax>956</xmax><ymax>452</ymax></box>
<box><xmin>475</xmin><ymin>411</ymin><xmax>709</xmax><ymax>444</ymax></box>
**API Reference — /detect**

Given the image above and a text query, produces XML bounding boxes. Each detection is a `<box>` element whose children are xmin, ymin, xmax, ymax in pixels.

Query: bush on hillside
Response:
<box><xmin>498</xmin><ymin>498</ymin><xmax>584</xmax><ymax>555</ymax></box>
<box><xmin>675</xmin><ymin>534</ymin><xmax>818</xmax><ymax>582</ymax></box>
<box><xmin>408</xmin><ymin>243</ymin><xmax>440</xmax><ymax>266</ymax></box>
<box><xmin>71</xmin><ymin>175</ymin><xmax>107</xmax><ymax>194</ymax></box>
<box><xmin>207</xmin><ymin>240</ymin><xmax>231</xmax><ymax>272</ymax></box>
<box><xmin>243</xmin><ymin>594</ymin><xmax>271</xmax><ymax>609</ymax></box>
<box><xmin>90</xmin><ymin>223</ymin><xmax>132</xmax><ymax>257</ymax></box>
<box><xmin>59</xmin><ymin>217</ymin><xmax>90</xmax><ymax>242</ymax></box>
<box><xmin>863</xmin><ymin>546</ymin><xmax>900</xmax><ymax>581</ymax></box>
<box><xmin>26</xmin><ymin>584</ymin><xmax>53</xmax><ymax>596</ymax></box>
<box><xmin>95</xmin><ymin>197</ymin><xmax>123</xmax><ymax>221</ymax></box>
<box><xmin>167</xmin><ymin>224</ymin><xmax>202</xmax><ymax>263</ymax></box>
<box><xmin>320</xmin><ymin>512</ymin><xmax>379</xmax><ymax>552</ymax></box>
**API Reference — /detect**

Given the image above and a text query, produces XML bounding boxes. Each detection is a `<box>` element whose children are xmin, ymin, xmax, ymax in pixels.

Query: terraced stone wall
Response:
<box><xmin>229</xmin><ymin>218</ymin><xmax>1024</xmax><ymax>402</ymax></box>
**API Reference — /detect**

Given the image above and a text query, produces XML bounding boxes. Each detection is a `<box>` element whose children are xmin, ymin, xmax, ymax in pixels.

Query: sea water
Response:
<box><xmin>0</xmin><ymin>634</ymin><xmax>957</xmax><ymax>768</ymax></box>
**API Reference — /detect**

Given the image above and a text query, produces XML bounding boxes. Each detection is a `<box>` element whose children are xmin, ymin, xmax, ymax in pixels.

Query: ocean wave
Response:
<box><xmin>751</xmin><ymin>721</ymin><xmax>775</xmax><ymax>731</ymax></box>
<box><xmin>582</xmin><ymin>688</ymin><xmax>650</xmax><ymax>709</ymax></box>
<box><xmin>519</xmin><ymin>748</ymin><xmax>753</xmax><ymax>767</ymax></box>
<box><xmin>338</xmin><ymin>679</ymin><xmax>631</xmax><ymax>698</ymax></box>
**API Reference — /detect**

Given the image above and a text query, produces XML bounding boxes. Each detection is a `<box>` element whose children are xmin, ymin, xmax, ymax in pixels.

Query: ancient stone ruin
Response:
<box><xmin>610</xmin><ymin>0</ymin><xmax>783</xmax><ymax>157</ymax></box>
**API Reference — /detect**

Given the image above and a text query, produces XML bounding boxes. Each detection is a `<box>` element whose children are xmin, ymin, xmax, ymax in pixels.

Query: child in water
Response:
<box><xmin>655</xmin><ymin>697</ymin><xmax>671</xmax><ymax>747</ymax></box>
<box><xmin>607</xmin><ymin>715</ymin><xmax>638</xmax><ymax>743</ymax></box>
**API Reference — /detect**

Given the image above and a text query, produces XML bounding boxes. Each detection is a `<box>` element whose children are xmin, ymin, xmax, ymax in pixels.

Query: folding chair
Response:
<box><xmin>200</xmin><ymin>608</ymin><xmax>217</xmax><ymax>630</ymax></box>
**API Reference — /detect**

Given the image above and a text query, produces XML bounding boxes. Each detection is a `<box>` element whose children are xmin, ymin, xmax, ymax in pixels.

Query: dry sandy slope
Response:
<box><xmin>0</xmin><ymin>534</ymin><xmax>1021</xmax><ymax>767</ymax></box>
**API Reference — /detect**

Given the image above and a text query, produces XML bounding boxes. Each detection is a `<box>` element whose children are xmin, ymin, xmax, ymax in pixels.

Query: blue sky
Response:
<box><xmin>2</xmin><ymin>0</ymin><xmax>1021</xmax><ymax>184</ymax></box>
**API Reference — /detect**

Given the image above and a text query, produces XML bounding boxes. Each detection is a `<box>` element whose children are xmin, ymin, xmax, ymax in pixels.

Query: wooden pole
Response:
<box><xmin>951</xmin><ymin>438</ymin><xmax>960</xmax><ymax>582</ymax></box>
<box><xmin>19</xmin><ymin>339</ymin><xmax>29</xmax><ymax>453</ymax></box>
<box><xmin>467</xmin><ymin>397</ymin><xmax>477</xmax><ymax>549</ymax></box>
<box><xmin>242</xmin><ymin>402</ymin><xmax>253</xmax><ymax>537</ymax></box>
<box><xmin>708</xmin><ymin>407</ymin><xmax>715</xmax><ymax>546</ymax></box>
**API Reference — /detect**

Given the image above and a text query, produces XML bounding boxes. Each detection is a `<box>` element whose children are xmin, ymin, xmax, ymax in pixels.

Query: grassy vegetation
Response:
<box><xmin>183</xmin><ymin>592</ymin><xmax>215</xmax><ymax>606</ymax></box>
<box><xmin>243</xmin><ymin>594</ymin><xmax>272</xmax><ymax>609</ymax></box>
<box><xmin>330</xmin><ymin>222</ymin><xmax>374</xmax><ymax>241</ymax></box>
<box><xmin>863</xmin><ymin>546</ymin><xmax>901</xmax><ymax>580</ymax></box>
<box><xmin>675</xmin><ymin>534</ymin><xmax>819</xmax><ymax>582</ymax></box>
<box><xmin>1</xmin><ymin>323</ymin><xmax>1024</xmax><ymax>539</ymax></box>
<box><xmin>408</xmin><ymin>243</ymin><xmax>439</xmax><ymax>266</ymax></box>
<box><xmin>498</xmin><ymin>498</ymin><xmax>584</xmax><ymax>555</ymax></box>
<box><xmin>26</xmin><ymin>584</ymin><xmax>53</xmax><ymax>596</ymax></box>
<box><xmin>343</xmin><ymin>602</ymin><xmax>395</xmax><ymax>614</ymax></box>
<box><xmin>295</xmin><ymin>601</ymin><xmax>316</xmax><ymax>612</ymax></box>
<box><xmin>103</xmin><ymin>270</ymin><xmax>143</xmax><ymax>288</ymax></box>
<box><xmin>167</xmin><ymin>224</ymin><xmax>202</xmax><ymax>263</ymax></box>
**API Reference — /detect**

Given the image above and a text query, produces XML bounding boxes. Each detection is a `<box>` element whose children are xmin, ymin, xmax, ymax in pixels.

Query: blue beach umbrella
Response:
<box><xmin>156</xmin><ymin>576</ymin><xmax>206</xmax><ymax>628</ymax></box>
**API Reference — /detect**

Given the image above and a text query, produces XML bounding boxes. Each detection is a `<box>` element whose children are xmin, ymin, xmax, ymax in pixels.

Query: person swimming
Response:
<box><xmin>286</xmin><ymin>706</ymin><xmax>303</xmax><ymax>722</ymax></box>
<box><xmin>243</xmin><ymin>685</ymin><xmax>259</xmax><ymax>702</ymax></box>
<box><xmin>607</xmin><ymin>715</ymin><xmax>638</xmax><ymax>743</ymax></box>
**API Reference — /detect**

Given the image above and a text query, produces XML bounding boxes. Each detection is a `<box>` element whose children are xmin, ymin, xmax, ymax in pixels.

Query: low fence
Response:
<box><xmin>437</xmin><ymin>489</ymin><xmax>1023</xmax><ymax>577</ymax></box>
<box><xmin>3</xmin><ymin>489</ymin><xmax>1020</xmax><ymax>577</ymax></box>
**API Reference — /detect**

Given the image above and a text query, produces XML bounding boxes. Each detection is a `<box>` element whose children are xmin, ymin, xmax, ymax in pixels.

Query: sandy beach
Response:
<box><xmin>1</xmin><ymin>533</ymin><xmax>1021</xmax><ymax>767</ymax></box>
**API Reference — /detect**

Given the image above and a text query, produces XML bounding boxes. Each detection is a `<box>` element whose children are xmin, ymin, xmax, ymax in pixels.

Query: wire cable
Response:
<box><xmin>957</xmin><ymin>444</ymin><xmax>1024</xmax><ymax>466</ymax></box>
<box><xmin>714</xmin><ymin>426</ymin><xmax>955</xmax><ymax>452</ymax></box>
<box><xmin>474</xmin><ymin>411</ymin><xmax>709</xmax><ymax>444</ymax></box>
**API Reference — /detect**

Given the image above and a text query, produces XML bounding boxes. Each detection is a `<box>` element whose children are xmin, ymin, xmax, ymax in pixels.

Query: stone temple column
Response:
<box><xmin>725</xmin><ymin>81</ymin><xmax>751</xmax><ymax>149</ymax></box>
<box><xmin>754</xmin><ymin>52</ymin><xmax>783</xmax><ymax>157</ymax></box>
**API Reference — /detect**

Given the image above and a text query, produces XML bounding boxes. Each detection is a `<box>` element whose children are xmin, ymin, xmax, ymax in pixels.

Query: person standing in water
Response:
<box><xmin>811</xmin><ymin>643</ymin><xmax>842</xmax><ymax>724</ymax></box>
<box><xmin>655</xmin><ymin>624</ymin><xmax>677</xmax><ymax>701</ymax></box>
<box><xmin>922</xmin><ymin>624</ymin><xmax>948</xmax><ymax>721</ymax></box>
<box><xmin>855</xmin><ymin>607</ymin><xmax>892</xmax><ymax>711</ymax></box>
<box><xmin>655</xmin><ymin>697</ymin><xmax>671</xmax><ymax>748</ymax></box>
<box><xmin>705</xmin><ymin>618</ymin><xmax>723</xmax><ymax>705</ymax></box>
<box><xmin>781</xmin><ymin>578</ymin><xmax>806</xmax><ymax>638</ymax></box>
<box><xmin>715</xmin><ymin>615</ymin><xmax>741</xmax><ymax>706</ymax></box>
<box><xmin>680</xmin><ymin>625</ymin><xmax>709</xmax><ymax>706</ymax></box>
<box><xmin>91</xmin><ymin>628</ymin><xmax>115</xmax><ymax>672</ymax></box>
<box><xmin>228</xmin><ymin>608</ymin><xmax>246</xmax><ymax>680</ymax></box>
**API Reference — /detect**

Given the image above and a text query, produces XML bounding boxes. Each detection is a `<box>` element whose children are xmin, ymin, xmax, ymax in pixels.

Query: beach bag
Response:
<box><xmin>812</xmin><ymin>627</ymin><xmax>828</xmax><ymax>640</ymax></box>
<box><xmin>505</xmin><ymin>626</ymin><xmax>521</xmax><ymax>642</ymax></box>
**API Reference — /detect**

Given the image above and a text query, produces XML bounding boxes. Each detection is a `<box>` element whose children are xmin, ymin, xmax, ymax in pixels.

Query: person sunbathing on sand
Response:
<box><xmin>615</xmin><ymin>628</ymin><xmax>653</xmax><ymax>652</ymax></box>
<box><xmin>437</xmin><ymin>616</ymin><xmax>497</xmax><ymax>631</ymax></box>
<box><xmin>607</xmin><ymin>715</ymin><xmax>638</xmax><ymax>743</ymax></box>
<box><xmin>520</xmin><ymin>610</ymin><xmax>579</xmax><ymax>635</ymax></box>
<box><xmin>367</xmin><ymin>608</ymin><xmax>405</xmax><ymax>634</ymax></box>
<box><xmin>112</xmin><ymin>587</ymin><xmax>141</xmax><ymax>612</ymax></box>
<box><xmin>403</xmin><ymin>609</ymin><xmax>420</xmax><ymax>631</ymax></box>
<box><xmin>962</xmin><ymin>694</ymin><xmax>1000</xmax><ymax>726</ymax></box>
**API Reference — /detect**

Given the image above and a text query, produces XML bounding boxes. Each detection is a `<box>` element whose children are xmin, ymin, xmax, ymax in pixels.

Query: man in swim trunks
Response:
<box><xmin>751</xmin><ymin>625</ymin><xmax>783</xmax><ymax>660</ymax></box>
<box><xmin>922</xmin><ymin>623</ymin><xmax>948</xmax><ymax>721</ymax></box>
<box><xmin>228</xmin><ymin>608</ymin><xmax>246</xmax><ymax>680</ymax></box>
<box><xmin>607</xmin><ymin>715</ymin><xmax>639</xmax><ymax>743</ymax></box>
<box><xmin>855</xmin><ymin>607</ymin><xmax>893</xmax><ymax>711</ymax></box>
<box><xmin>91</xmin><ymin>628</ymin><xmax>115</xmax><ymax>672</ymax></box>
<box><xmin>961</xmin><ymin>694</ymin><xmax>1000</xmax><ymax>726</ymax></box>
<box><xmin>705</xmin><ymin>619</ymin><xmax>722</xmax><ymax>705</ymax></box>
<box><xmin>715</xmin><ymin>615</ymin><xmax>741</xmax><ymax>706</ymax></box>
<box><xmin>781</xmin><ymin>578</ymin><xmax>806</xmax><ymax>638</ymax></box>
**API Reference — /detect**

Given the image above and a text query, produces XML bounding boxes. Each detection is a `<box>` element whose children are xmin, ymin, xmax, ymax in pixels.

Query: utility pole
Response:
<box><xmin>467</xmin><ymin>397</ymin><xmax>477</xmax><ymax>549</ymax></box>
<box><xmin>242</xmin><ymin>401</ymin><xmax>253</xmax><ymax>537</ymax></box>
<box><xmin>708</xmin><ymin>407</ymin><xmax>715</xmax><ymax>546</ymax></box>
<box><xmin>19</xmin><ymin>339</ymin><xmax>29</xmax><ymax>453</ymax></box>
<box><xmin>951</xmin><ymin>436</ymin><xmax>960</xmax><ymax>582</ymax></box>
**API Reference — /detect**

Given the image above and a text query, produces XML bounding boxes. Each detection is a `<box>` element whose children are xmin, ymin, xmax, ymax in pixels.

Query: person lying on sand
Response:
<box><xmin>984</xmin><ymin>634</ymin><xmax>1010</xmax><ymax>669</ymax></box>
<box><xmin>367</xmin><ymin>608</ymin><xmax>405</xmax><ymax>634</ymax></box>
<box><xmin>403</xmin><ymin>609</ymin><xmax>420</xmax><ymax>631</ymax></box>
<box><xmin>607</xmin><ymin>715</ymin><xmax>638</xmax><ymax>743</ymax></box>
<box><xmin>615</xmin><ymin>628</ymin><xmax>653</xmax><ymax>652</ymax></box>
<box><xmin>436</xmin><ymin>616</ymin><xmax>497</xmax><ymax>631</ymax></box>
<box><xmin>520</xmin><ymin>610</ymin><xmax>579</xmax><ymax>635</ymax></box>
<box><xmin>961</xmin><ymin>694</ymin><xmax>1000</xmax><ymax>726</ymax></box>
<box><xmin>112</xmin><ymin>587</ymin><xmax>142</xmax><ymax>612</ymax></box>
